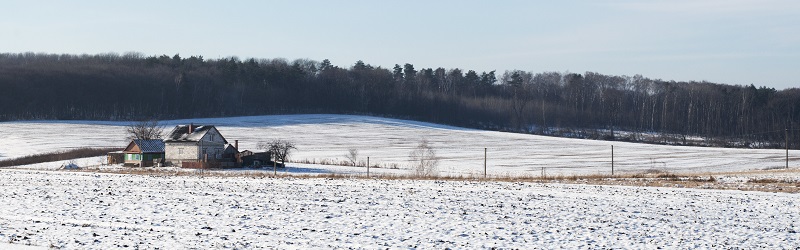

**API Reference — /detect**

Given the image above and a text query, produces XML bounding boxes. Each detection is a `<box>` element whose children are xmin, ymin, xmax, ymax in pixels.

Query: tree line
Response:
<box><xmin>0</xmin><ymin>52</ymin><xmax>798</xmax><ymax>149</ymax></box>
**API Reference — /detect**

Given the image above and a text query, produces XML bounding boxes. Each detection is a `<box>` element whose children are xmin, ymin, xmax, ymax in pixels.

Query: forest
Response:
<box><xmin>0</xmin><ymin>52</ymin><xmax>798</xmax><ymax>149</ymax></box>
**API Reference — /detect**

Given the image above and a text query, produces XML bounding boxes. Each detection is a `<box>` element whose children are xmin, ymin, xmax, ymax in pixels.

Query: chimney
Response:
<box><xmin>234</xmin><ymin>140</ymin><xmax>239</xmax><ymax>150</ymax></box>
<box><xmin>188</xmin><ymin>123</ymin><xmax>193</xmax><ymax>133</ymax></box>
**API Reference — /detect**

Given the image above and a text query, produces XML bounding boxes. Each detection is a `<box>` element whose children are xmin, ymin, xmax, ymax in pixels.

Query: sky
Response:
<box><xmin>2</xmin><ymin>0</ymin><xmax>799</xmax><ymax>89</ymax></box>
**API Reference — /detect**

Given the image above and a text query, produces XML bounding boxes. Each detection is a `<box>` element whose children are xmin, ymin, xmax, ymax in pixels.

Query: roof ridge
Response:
<box><xmin>164</xmin><ymin>124</ymin><xmax>220</xmax><ymax>143</ymax></box>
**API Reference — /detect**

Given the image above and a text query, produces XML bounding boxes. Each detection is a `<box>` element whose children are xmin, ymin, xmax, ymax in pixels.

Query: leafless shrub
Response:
<box><xmin>409</xmin><ymin>140</ymin><xmax>439</xmax><ymax>177</ymax></box>
<box><xmin>293</xmin><ymin>158</ymin><xmax>352</xmax><ymax>166</ymax></box>
<box><xmin>344</xmin><ymin>148</ymin><xmax>359</xmax><ymax>167</ymax></box>
<box><xmin>385</xmin><ymin>163</ymin><xmax>400</xmax><ymax>169</ymax></box>
<box><xmin>656</xmin><ymin>173</ymin><xmax>680</xmax><ymax>181</ymax></box>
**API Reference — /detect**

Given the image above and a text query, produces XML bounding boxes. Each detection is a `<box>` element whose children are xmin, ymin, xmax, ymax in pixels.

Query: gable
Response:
<box><xmin>223</xmin><ymin>144</ymin><xmax>238</xmax><ymax>154</ymax></box>
<box><xmin>123</xmin><ymin>141</ymin><xmax>141</xmax><ymax>153</ymax></box>
<box><xmin>200</xmin><ymin>127</ymin><xmax>228</xmax><ymax>144</ymax></box>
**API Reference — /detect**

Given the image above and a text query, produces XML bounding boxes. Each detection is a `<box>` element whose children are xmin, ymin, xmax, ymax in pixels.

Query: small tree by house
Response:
<box><xmin>258</xmin><ymin>139</ymin><xmax>296</xmax><ymax>167</ymax></box>
<box><xmin>126</xmin><ymin>120</ymin><xmax>164</xmax><ymax>140</ymax></box>
<box><xmin>409</xmin><ymin>140</ymin><xmax>439</xmax><ymax>177</ymax></box>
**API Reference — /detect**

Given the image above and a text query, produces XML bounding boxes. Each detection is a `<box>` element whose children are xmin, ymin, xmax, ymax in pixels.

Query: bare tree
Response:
<box><xmin>409</xmin><ymin>140</ymin><xmax>439</xmax><ymax>177</ymax></box>
<box><xmin>258</xmin><ymin>139</ymin><xmax>296</xmax><ymax>167</ymax></box>
<box><xmin>503</xmin><ymin>70</ymin><xmax>532</xmax><ymax>131</ymax></box>
<box><xmin>126</xmin><ymin>120</ymin><xmax>164</xmax><ymax>140</ymax></box>
<box><xmin>344</xmin><ymin>148</ymin><xmax>359</xmax><ymax>166</ymax></box>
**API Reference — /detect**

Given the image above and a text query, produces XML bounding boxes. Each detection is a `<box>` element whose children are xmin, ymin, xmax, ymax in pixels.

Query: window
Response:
<box><xmin>178</xmin><ymin>148</ymin><xmax>184</xmax><ymax>154</ymax></box>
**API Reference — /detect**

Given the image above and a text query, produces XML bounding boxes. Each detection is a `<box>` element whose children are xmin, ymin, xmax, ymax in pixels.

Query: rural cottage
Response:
<box><xmin>122</xmin><ymin>139</ymin><xmax>165</xmax><ymax>167</ymax></box>
<box><xmin>164</xmin><ymin>124</ymin><xmax>229</xmax><ymax>167</ymax></box>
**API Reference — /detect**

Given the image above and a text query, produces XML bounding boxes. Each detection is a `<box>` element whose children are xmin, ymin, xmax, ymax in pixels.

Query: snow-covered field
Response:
<box><xmin>0</xmin><ymin>169</ymin><xmax>797</xmax><ymax>249</ymax></box>
<box><xmin>2</xmin><ymin>115</ymin><xmax>799</xmax><ymax>249</ymax></box>
<box><xmin>0</xmin><ymin>114</ymin><xmax>795</xmax><ymax>176</ymax></box>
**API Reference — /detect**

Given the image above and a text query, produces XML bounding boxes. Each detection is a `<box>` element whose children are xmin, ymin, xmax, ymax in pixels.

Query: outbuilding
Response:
<box><xmin>122</xmin><ymin>139</ymin><xmax>165</xmax><ymax>167</ymax></box>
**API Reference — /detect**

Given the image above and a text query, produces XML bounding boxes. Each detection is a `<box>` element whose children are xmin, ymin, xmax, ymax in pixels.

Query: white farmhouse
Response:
<box><xmin>164</xmin><ymin>124</ymin><xmax>228</xmax><ymax>167</ymax></box>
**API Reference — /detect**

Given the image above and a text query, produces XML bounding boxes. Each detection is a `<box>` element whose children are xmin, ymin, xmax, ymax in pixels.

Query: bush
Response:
<box><xmin>409</xmin><ymin>140</ymin><xmax>439</xmax><ymax>177</ymax></box>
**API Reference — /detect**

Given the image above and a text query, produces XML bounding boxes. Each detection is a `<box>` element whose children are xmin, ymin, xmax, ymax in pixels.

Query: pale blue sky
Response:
<box><xmin>2</xmin><ymin>0</ymin><xmax>799</xmax><ymax>89</ymax></box>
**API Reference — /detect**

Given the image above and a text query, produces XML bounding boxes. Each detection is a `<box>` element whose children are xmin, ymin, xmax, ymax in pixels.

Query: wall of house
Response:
<box><xmin>125</xmin><ymin>153</ymin><xmax>163</xmax><ymax>162</ymax></box>
<box><xmin>165</xmin><ymin>142</ymin><xmax>198</xmax><ymax>166</ymax></box>
<box><xmin>164</xmin><ymin>128</ymin><xmax>228</xmax><ymax>167</ymax></box>
<box><xmin>124</xmin><ymin>153</ymin><xmax>141</xmax><ymax>165</ymax></box>
<box><xmin>199</xmin><ymin>145</ymin><xmax>224</xmax><ymax>160</ymax></box>
<box><xmin>198</xmin><ymin>128</ymin><xmax>226</xmax><ymax>160</ymax></box>
<box><xmin>144</xmin><ymin>153</ymin><xmax>164</xmax><ymax>161</ymax></box>
<box><xmin>123</xmin><ymin>153</ymin><xmax>164</xmax><ymax>167</ymax></box>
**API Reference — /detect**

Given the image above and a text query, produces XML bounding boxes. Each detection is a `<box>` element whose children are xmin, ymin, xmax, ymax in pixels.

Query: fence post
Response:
<box><xmin>611</xmin><ymin>145</ymin><xmax>614</xmax><ymax>176</ymax></box>
<box><xmin>484</xmin><ymin>148</ymin><xmax>487</xmax><ymax>178</ymax></box>
<box><xmin>367</xmin><ymin>156</ymin><xmax>370</xmax><ymax>178</ymax></box>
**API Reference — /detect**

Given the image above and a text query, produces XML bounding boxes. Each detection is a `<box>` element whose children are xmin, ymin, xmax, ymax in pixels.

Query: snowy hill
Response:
<box><xmin>1</xmin><ymin>115</ymin><xmax>798</xmax><ymax>249</ymax></box>
<box><xmin>0</xmin><ymin>114</ymin><xmax>792</xmax><ymax>176</ymax></box>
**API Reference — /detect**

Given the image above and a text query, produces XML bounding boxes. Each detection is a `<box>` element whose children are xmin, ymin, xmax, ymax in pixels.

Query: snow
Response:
<box><xmin>0</xmin><ymin>114</ymin><xmax>795</xmax><ymax>176</ymax></box>
<box><xmin>0</xmin><ymin>170</ymin><xmax>796</xmax><ymax>249</ymax></box>
<box><xmin>0</xmin><ymin>243</ymin><xmax>46</xmax><ymax>250</ymax></box>
<box><xmin>10</xmin><ymin>156</ymin><xmax>109</xmax><ymax>171</ymax></box>
<box><xmin>1</xmin><ymin>114</ymin><xmax>799</xmax><ymax>248</ymax></box>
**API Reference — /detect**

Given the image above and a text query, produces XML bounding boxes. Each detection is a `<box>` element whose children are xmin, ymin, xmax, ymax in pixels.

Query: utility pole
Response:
<box><xmin>367</xmin><ymin>157</ymin><xmax>370</xmax><ymax>178</ymax></box>
<box><xmin>787</xmin><ymin>128</ymin><xmax>789</xmax><ymax>169</ymax></box>
<box><xmin>484</xmin><ymin>148</ymin><xmax>487</xmax><ymax>178</ymax></box>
